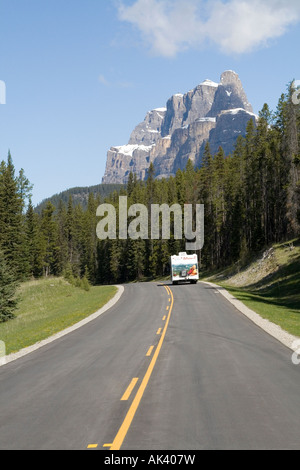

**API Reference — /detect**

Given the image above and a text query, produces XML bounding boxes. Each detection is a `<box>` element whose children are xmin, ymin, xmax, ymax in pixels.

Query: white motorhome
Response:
<box><xmin>170</xmin><ymin>252</ymin><xmax>199</xmax><ymax>285</ymax></box>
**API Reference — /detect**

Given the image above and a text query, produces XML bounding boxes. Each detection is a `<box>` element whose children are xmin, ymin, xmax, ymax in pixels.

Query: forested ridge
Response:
<box><xmin>0</xmin><ymin>84</ymin><xmax>299</xmax><ymax>322</ymax></box>
<box><xmin>34</xmin><ymin>183</ymin><xmax>125</xmax><ymax>214</ymax></box>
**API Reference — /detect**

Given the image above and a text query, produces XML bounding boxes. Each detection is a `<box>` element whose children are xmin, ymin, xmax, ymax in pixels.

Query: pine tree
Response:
<box><xmin>185</xmin><ymin>159</ymin><xmax>197</xmax><ymax>205</ymax></box>
<box><xmin>127</xmin><ymin>172</ymin><xmax>135</xmax><ymax>197</ymax></box>
<box><xmin>175</xmin><ymin>169</ymin><xmax>186</xmax><ymax>206</ymax></box>
<box><xmin>81</xmin><ymin>265</ymin><xmax>91</xmax><ymax>291</ymax></box>
<box><xmin>40</xmin><ymin>201</ymin><xmax>58</xmax><ymax>277</ymax></box>
<box><xmin>244</xmin><ymin>118</ymin><xmax>258</xmax><ymax>252</ymax></box>
<box><xmin>198</xmin><ymin>142</ymin><xmax>215</xmax><ymax>267</ymax></box>
<box><xmin>124</xmin><ymin>238</ymin><xmax>140</xmax><ymax>282</ymax></box>
<box><xmin>80</xmin><ymin>193</ymin><xmax>98</xmax><ymax>283</ymax></box>
<box><xmin>283</xmin><ymin>83</ymin><xmax>300</xmax><ymax>236</ymax></box>
<box><xmin>66</xmin><ymin>195</ymin><xmax>76</xmax><ymax>266</ymax></box>
<box><xmin>0</xmin><ymin>250</ymin><xmax>19</xmax><ymax>322</ymax></box>
<box><xmin>225</xmin><ymin>135</ymin><xmax>246</xmax><ymax>263</ymax></box>
<box><xmin>0</xmin><ymin>153</ymin><xmax>29</xmax><ymax>279</ymax></box>
<box><xmin>55</xmin><ymin>199</ymin><xmax>69</xmax><ymax>275</ymax></box>
<box><xmin>17</xmin><ymin>168</ymin><xmax>33</xmax><ymax>213</ymax></box>
<box><xmin>254</xmin><ymin>104</ymin><xmax>272</xmax><ymax>248</ymax></box>
<box><xmin>109</xmin><ymin>239</ymin><xmax>122</xmax><ymax>283</ymax></box>
<box><xmin>25</xmin><ymin>198</ymin><xmax>44</xmax><ymax>277</ymax></box>
<box><xmin>96</xmin><ymin>240</ymin><xmax>110</xmax><ymax>284</ymax></box>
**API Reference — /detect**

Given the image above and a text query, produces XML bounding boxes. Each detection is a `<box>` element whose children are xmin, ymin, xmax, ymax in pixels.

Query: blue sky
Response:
<box><xmin>0</xmin><ymin>0</ymin><xmax>299</xmax><ymax>206</ymax></box>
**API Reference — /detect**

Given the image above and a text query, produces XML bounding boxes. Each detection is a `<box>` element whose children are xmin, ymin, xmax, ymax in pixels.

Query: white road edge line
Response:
<box><xmin>0</xmin><ymin>285</ymin><xmax>124</xmax><ymax>368</ymax></box>
<box><xmin>201</xmin><ymin>281</ymin><xmax>300</xmax><ymax>351</ymax></box>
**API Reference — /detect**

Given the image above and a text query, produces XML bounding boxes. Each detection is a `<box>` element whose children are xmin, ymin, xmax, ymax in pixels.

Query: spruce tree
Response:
<box><xmin>55</xmin><ymin>199</ymin><xmax>69</xmax><ymax>275</ymax></box>
<box><xmin>80</xmin><ymin>193</ymin><xmax>98</xmax><ymax>283</ymax></box>
<box><xmin>17</xmin><ymin>168</ymin><xmax>33</xmax><ymax>213</ymax></box>
<box><xmin>0</xmin><ymin>153</ymin><xmax>29</xmax><ymax>279</ymax></box>
<box><xmin>40</xmin><ymin>201</ymin><xmax>58</xmax><ymax>277</ymax></box>
<box><xmin>283</xmin><ymin>83</ymin><xmax>300</xmax><ymax>235</ymax></box>
<box><xmin>0</xmin><ymin>250</ymin><xmax>19</xmax><ymax>322</ymax></box>
<box><xmin>198</xmin><ymin>143</ymin><xmax>215</xmax><ymax>267</ymax></box>
<box><xmin>226</xmin><ymin>135</ymin><xmax>246</xmax><ymax>263</ymax></box>
<box><xmin>25</xmin><ymin>198</ymin><xmax>44</xmax><ymax>277</ymax></box>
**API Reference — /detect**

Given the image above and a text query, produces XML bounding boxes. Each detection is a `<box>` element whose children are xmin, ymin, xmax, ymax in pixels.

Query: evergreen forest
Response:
<box><xmin>0</xmin><ymin>84</ymin><xmax>299</xmax><ymax>322</ymax></box>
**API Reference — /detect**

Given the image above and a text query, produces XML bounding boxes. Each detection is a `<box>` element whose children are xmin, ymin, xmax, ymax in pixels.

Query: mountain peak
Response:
<box><xmin>102</xmin><ymin>71</ymin><xmax>256</xmax><ymax>184</ymax></box>
<box><xmin>221</xmin><ymin>69</ymin><xmax>239</xmax><ymax>81</ymax></box>
<box><xmin>207</xmin><ymin>70</ymin><xmax>253</xmax><ymax>116</ymax></box>
<box><xmin>199</xmin><ymin>79</ymin><xmax>219</xmax><ymax>87</ymax></box>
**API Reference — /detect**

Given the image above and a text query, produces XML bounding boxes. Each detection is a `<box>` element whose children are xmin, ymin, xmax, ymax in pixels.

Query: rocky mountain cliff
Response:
<box><xmin>102</xmin><ymin>71</ymin><xmax>257</xmax><ymax>184</ymax></box>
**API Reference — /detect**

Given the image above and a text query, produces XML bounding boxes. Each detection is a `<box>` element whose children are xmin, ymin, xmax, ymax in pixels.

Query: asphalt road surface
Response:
<box><xmin>0</xmin><ymin>282</ymin><xmax>299</xmax><ymax>450</ymax></box>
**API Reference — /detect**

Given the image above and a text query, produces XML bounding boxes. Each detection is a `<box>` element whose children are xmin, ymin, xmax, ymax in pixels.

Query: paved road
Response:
<box><xmin>0</xmin><ymin>282</ymin><xmax>299</xmax><ymax>450</ymax></box>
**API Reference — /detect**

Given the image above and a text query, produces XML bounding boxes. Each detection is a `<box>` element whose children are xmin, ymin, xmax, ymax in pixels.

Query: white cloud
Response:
<box><xmin>117</xmin><ymin>0</ymin><xmax>300</xmax><ymax>57</ymax></box>
<box><xmin>118</xmin><ymin>0</ymin><xmax>204</xmax><ymax>57</ymax></box>
<box><xmin>99</xmin><ymin>74</ymin><xmax>110</xmax><ymax>86</ymax></box>
<box><xmin>206</xmin><ymin>0</ymin><xmax>300</xmax><ymax>54</ymax></box>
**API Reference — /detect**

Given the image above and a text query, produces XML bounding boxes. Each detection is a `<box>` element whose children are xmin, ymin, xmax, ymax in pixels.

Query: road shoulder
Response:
<box><xmin>201</xmin><ymin>281</ymin><xmax>299</xmax><ymax>351</ymax></box>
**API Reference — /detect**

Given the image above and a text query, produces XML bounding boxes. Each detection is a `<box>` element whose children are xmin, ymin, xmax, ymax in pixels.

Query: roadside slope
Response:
<box><xmin>0</xmin><ymin>278</ymin><xmax>121</xmax><ymax>364</ymax></box>
<box><xmin>203</xmin><ymin>239</ymin><xmax>300</xmax><ymax>341</ymax></box>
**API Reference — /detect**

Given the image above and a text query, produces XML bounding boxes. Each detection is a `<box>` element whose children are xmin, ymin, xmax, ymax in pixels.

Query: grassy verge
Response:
<box><xmin>203</xmin><ymin>239</ymin><xmax>300</xmax><ymax>338</ymax></box>
<box><xmin>0</xmin><ymin>277</ymin><xmax>117</xmax><ymax>355</ymax></box>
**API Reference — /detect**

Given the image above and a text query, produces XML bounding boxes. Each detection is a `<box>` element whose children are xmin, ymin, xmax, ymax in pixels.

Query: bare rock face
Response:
<box><xmin>205</xmin><ymin>108</ymin><xmax>257</xmax><ymax>159</ymax></box>
<box><xmin>155</xmin><ymin>119</ymin><xmax>217</xmax><ymax>179</ymax></box>
<box><xmin>207</xmin><ymin>71</ymin><xmax>253</xmax><ymax>117</ymax></box>
<box><xmin>129</xmin><ymin>108</ymin><xmax>167</xmax><ymax>146</ymax></box>
<box><xmin>103</xmin><ymin>144</ymin><xmax>153</xmax><ymax>184</ymax></box>
<box><xmin>102</xmin><ymin>71</ymin><xmax>257</xmax><ymax>184</ymax></box>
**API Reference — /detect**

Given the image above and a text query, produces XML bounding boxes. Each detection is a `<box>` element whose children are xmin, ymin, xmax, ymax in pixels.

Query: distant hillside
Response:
<box><xmin>35</xmin><ymin>183</ymin><xmax>125</xmax><ymax>213</ymax></box>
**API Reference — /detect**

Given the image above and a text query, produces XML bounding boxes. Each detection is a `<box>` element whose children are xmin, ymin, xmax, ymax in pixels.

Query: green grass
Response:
<box><xmin>0</xmin><ymin>277</ymin><xmax>117</xmax><ymax>355</ymax></box>
<box><xmin>204</xmin><ymin>239</ymin><xmax>300</xmax><ymax>338</ymax></box>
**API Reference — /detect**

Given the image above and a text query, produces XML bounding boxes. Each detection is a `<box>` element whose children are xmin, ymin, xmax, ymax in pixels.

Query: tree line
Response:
<box><xmin>0</xmin><ymin>83</ymin><xmax>299</xmax><ymax>322</ymax></box>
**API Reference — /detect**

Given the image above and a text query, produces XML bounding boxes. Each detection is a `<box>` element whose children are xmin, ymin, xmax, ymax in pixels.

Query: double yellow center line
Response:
<box><xmin>106</xmin><ymin>284</ymin><xmax>174</xmax><ymax>451</ymax></box>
